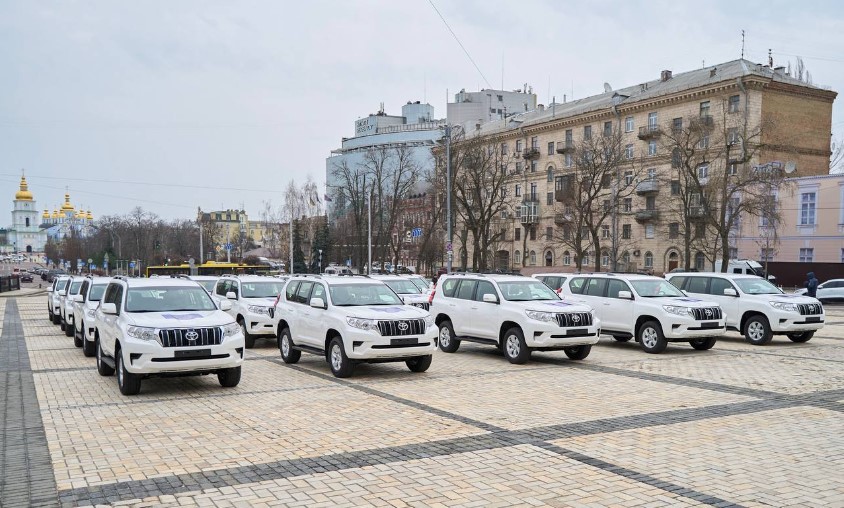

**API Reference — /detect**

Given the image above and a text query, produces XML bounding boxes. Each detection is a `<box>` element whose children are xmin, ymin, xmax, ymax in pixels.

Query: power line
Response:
<box><xmin>0</xmin><ymin>177</ymin><xmax>195</xmax><ymax>210</ymax></box>
<box><xmin>0</xmin><ymin>173</ymin><xmax>277</xmax><ymax>193</ymax></box>
<box><xmin>427</xmin><ymin>0</ymin><xmax>492</xmax><ymax>89</ymax></box>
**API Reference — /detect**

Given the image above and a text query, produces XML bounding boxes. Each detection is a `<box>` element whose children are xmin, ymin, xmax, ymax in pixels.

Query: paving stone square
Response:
<box><xmin>2</xmin><ymin>296</ymin><xmax>843</xmax><ymax>507</ymax></box>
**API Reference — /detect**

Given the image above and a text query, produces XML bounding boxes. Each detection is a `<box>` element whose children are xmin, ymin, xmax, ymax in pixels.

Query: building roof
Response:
<box><xmin>15</xmin><ymin>176</ymin><xmax>33</xmax><ymax>201</ymax></box>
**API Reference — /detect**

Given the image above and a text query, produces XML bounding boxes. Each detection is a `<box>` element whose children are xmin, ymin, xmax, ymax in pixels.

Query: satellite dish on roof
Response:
<box><xmin>785</xmin><ymin>161</ymin><xmax>797</xmax><ymax>174</ymax></box>
<box><xmin>603</xmin><ymin>82</ymin><xmax>612</xmax><ymax>93</ymax></box>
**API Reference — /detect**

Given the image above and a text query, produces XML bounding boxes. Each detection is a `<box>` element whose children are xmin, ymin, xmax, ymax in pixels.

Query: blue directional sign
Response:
<box><xmin>129</xmin><ymin>261</ymin><xmax>136</xmax><ymax>269</ymax></box>
<box><xmin>411</xmin><ymin>227</ymin><xmax>423</xmax><ymax>238</ymax></box>
<box><xmin>225</xmin><ymin>243</ymin><xmax>233</xmax><ymax>251</ymax></box>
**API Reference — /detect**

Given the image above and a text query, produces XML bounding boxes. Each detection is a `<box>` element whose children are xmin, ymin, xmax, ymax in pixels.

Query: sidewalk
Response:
<box><xmin>0</xmin><ymin>287</ymin><xmax>48</xmax><ymax>298</ymax></box>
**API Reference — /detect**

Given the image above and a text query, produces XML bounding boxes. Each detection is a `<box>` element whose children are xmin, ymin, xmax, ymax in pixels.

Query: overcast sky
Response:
<box><xmin>1</xmin><ymin>0</ymin><xmax>842</xmax><ymax>220</ymax></box>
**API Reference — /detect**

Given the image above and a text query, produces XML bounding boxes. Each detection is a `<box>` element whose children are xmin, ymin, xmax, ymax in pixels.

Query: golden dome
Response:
<box><xmin>51</xmin><ymin>209</ymin><xmax>59</xmax><ymax>219</ymax></box>
<box><xmin>86</xmin><ymin>210</ymin><xmax>94</xmax><ymax>220</ymax></box>
<box><xmin>60</xmin><ymin>193</ymin><xmax>75</xmax><ymax>211</ymax></box>
<box><xmin>42</xmin><ymin>209</ymin><xmax>49</xmax><ymax>219</ymax></box>
<box><xmin>15</xmin><ymin>176</ymin><xmax>33</xmax><ymax>201</ymax></box>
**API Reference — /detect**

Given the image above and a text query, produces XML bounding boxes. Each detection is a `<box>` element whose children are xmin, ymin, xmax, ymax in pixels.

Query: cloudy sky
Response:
<box><xmin>1</xmin><ymin>0</ymin><xmax>842</xmax><ymax>220</ymax></box>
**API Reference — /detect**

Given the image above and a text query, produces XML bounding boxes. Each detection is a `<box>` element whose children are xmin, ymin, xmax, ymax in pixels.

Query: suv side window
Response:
<box><xmin>285</xmin><ymin>281</ymin><xmax>300</xmax><ymax>301</ymax></box>
<box><xmin>441</xmin><ymin>278</ymin><xmax>459</xmax><ymax>297</ymax></box>
<box><xmin>295</xmin><ymin>281</ymin><xmax>314</xmax><ymax>304</ymax></box>
<box><xmin>106</xmin><ymin>284</ymin><xmax>124</xmax><ymax>315</ymax></box>
<box><xmin>687</xmin><ymin>277</ymin><xmax>708</xmax><ymax>294</ymax></box>
<box><xmin>669</xmin><ymin>276</ymin><xmax>687</xmax><ymax>290</ymax></box>
<box><xmin>584</xmin><ymin>278</ymin><xmax>608</xmax><ymax>297</ymax></box>
<box><xmin>474</xmin><ymin>281</ymin><xmax>497</xmax><ymax>302</ymax></box>
<box><xmin>732</xmin><ymin>268</ymin><xmax>743</xmax><ymax>274</ymax></box>
<box><xmin>607</xmin><ymin>279</ymin><xmax>630</xmax><ymax>298</ymax></box>
<box><xmin>311</xmin><ymin>283</ymin><xmax>326</xmax><ymax>305</ymax></box>
<box><xmin>230</xmin><ymin>281</ymin><xmax>239</xmax><ymax>298</ymax></box>
<box><xmin>216</xmin><ymin>280</ymin><xmax>228</xmax><ymax>296</ymax></box>
<box><xmin>80</xmin><ymin>281</ymin><xmax>89</xmax><ymax>302</ymax></box>
<box><xmin>569</xmin><ymin>277</ymin><xmax>586</xmax><ymax>294</ymax></box>
<box><xmin>455</xmin><ymin>280</ymin><xmax>478</xmax><ymax>300</ymax></box>
<box><xmin>709</xmin><ymin>277</ymin><xmax>734</xmax><ymax>296</ymax></box>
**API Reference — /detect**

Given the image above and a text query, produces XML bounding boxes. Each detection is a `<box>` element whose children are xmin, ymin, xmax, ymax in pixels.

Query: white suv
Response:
<box><xmin>272</xmin><ymin>275</ymin><xmax>437</xmax><ymax>378</ymax></box>
<box><xmin>61</xmin><ymin>277</ymin><xmax>85</xmax><ymax>337</ymax></box>
<box><xmin>94</xmin><ymin>276</ymin><xmax>244</xmax><ymax>395</ymax></box>
<box><xmin>48</xmin><ymin>275</ymin><xmax>71</xmax><ymax>325</ymax></box>
<box><xmin>72</xmin><ymin>276</ymin><xmax>110</xmax><ymax>355</ymax></box>
<box><xmin>370</xmin><ymin>275</ymin><xmax>430</xmax><ymax>310</ymax></box>
<box><xmin>430</xmin><ymin>274</ymin><xmax>600</xmax><ymax>364</ymax></box>
<box><xmin>561</xmin><ymin>273</ymin><xmax>726</xmax><ymax>354</ymax></box>
<box><xmin>211</xmin><ymin>275</ymin><xmax>288</xmax><ymax>348</ymax></box>
<box><xmin>667</xmin><ymin>272</ymin><xmax>825</xmax><ymax>344</ymax></box>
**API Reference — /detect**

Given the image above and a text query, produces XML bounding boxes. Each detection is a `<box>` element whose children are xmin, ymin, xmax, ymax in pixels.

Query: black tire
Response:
<box><xmin>73</xmin><ymin>323</ymin><xmax>83</xmax><ymax>347</ymax></box>
<box><xmin>689</xmin><ymin>336</ymin><xmax>717</xmax><ymax>351</ymax></box>
<box><xmin>217</xmin><ymin>366</ymin><xmax>242</xmax><ymax>387</ymax></box>
<box><xmin>116</xmin><ymin>349</ymin><xmax>142</xmax><ymax>396</ymax></box>
<box><xmin>278</xmin><ymin>327</ymin><xmax>301</xmax><ymax>364</ymax></box>
<box><xmin>406</xmin><ymin>355</ymin><xmax>433</xmax><ymax>373</ymax></box>
<box><xmin>47</xmin><ymin>308</ymin><xmax>53</xmax><ymax>324</ymax></box>
<box><xmin>743</xmin><ymin>315</ymin><xmax>773</xmax><ymax>345</ymax></box>
<box><xmin>612</xmin><ymin>335</ymin><xmax>631</xmax><ymax>342</ymax></box>
<box><xmin>564</xmin><ymin>345</ymin><xmax>592</xmax><ymax>360</ymax></box>
<box><xmin>787</xmin><ymin>331</ymin><xmax>814</xmax><ymax>343</ymax></box>
<box><xmin>52</xmin><ymin>312</ymin><xmax>61</xmax><ymax>325</ymax></box>
<box><xmin>240</xmin><ymin>320</ymin><xmax>255</xmax><ymax>349</ymax></box>
<box><xmin>82</xmin><ymin>333</ymin><xmax>96</xmax><ymax>358</ymax></box>
<box><xmin>96</xmin><ymin>336</ymin><xmax>114</xmax><ymax>376</ymax></box>
<box><xmin>64</xmin><ymin>319</ymin><xmax>74</xmax><ymax>337</ymax></box>
<box><xmin>437</xmin><ymin>320</ymin><xmax>461</xmax><ymax>353</ymax></box>
<box><xmin>502</xmin><ymin>327</ymin><xmax>531</xmax><ymax>364</ymax></box>
<box><xmin>327</xmin><ymin>336</ymin><xmax>354</xmax><ymax>378</ymax></box>
<box><xmin>638</xmin><ymin>320</ymin><xmax>668</xmax><ymax>354</ymax></box>
<box><xmin>59</xmin><ymin>318</ymin><xmax>66</xmax><ymax>332</ymax></box>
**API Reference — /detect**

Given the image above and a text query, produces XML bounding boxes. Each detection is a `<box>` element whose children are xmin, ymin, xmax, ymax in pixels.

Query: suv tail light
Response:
<box><xmin>273</xmin><ymin>292</ymin><xmax>281</xmax><ymax>308</ymax></box>
<box><xmin>428</xmin><ymin>288</ymin><xmax>436</xmax><ymax>304</ymax></box>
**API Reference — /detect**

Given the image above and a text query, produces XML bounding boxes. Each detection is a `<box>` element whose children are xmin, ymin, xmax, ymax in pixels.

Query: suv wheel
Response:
<box><xmin>217</xmin><ymin>366</ymin><xmax>242</xmax><ymax>387</ymax></box>
<box><xmin>240</xmin><ymin>319</ymin><xmax>255</xmax><ymax>349</ymax></box>
<box><xmin>59</xmin><ymin>318</ymin><xmax>66</xmax><ymax>332</ymax></box>
<box><xmin>52</xmin><ymin>312</ymin><xmax>61</xmax><ymax>325</ymax></box>
<box><xmin>502</xmin><ymin>327</ymin><xmax>530</xmax><ymax>364</ymax></box>
<box><xmin>564</xmin><ymin>345</ymin><xmax>592</xmax><ymax>360</ymax></box>
<box><xmin>278</xmin><ymin>328</ymin><xmax>301</xmax><ymax>364</ymax></box>
<box><xmin>613</xmin><ymin>335</ymin><xmax>631</xmax><ymax>342</ymax></box>
<box><xmin>743</xmin><ymin>315</ymin><xmax>773</xmax><ymax>345</ymax></box>
<box><xmin>73</xmin><ymin>322</ymin><xmax>83</xmax><ymax>347</ymax></box>
<box><xmin>96</xmin><ymin>336</ymin><xmax>114</xmax><ymax>376</ymax></box>
<box><xmin>638</xmin><ymin>321</ymin><xmax>667</xmax><ymax>354</ymax></box>
<box><xmin>438</xmin><ymin>321</ymin><xmax>460</xmax><ymax>353</ymax></box>
<box><xmin>328</xmin><ymin>336</ymin><xmax>354</xmax><ymax>378</ymax></box>
<box><xmin>82</xmin><ymin>331</ymin><xmax>96</xmax><ymax>358</ymax></box>
<box><xmin>787</xmin><ymin>331</ymin><xmax>814</xmax><ymax>343</ymax></box>
<box><xmin>689</xmin><ymin>337</ymin><xmax>717</xmax><ymax>351</ymax></box>
<box><xmin>116</xmin><ymin>349</ymin><xmax>142</xmax><ymax>396</ymax></box>
<box><xmin>405</xmin><ymin>355</ymin><xmax>432</xmax><ymax>373</ymax></box>
<box><xmin>64</xmin><ymin>319</ymin><xmax>74</xmax><ymax>337</ymax></box>
<box><xmin>47</xmin><ymin>308</ymin><xmax>53</xmax><ymax>323</ymax></box>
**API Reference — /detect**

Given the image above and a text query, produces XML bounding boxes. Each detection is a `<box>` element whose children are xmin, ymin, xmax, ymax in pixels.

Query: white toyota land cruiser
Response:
<box><xmin>61</xmin><ymin>277</ymin><xmax>85</xmax><ymax>337</ymax></box>
<box><xmin>94</xmin><ymin>276</ymin><xmax>245</xmax><ymax>395</ymax></box>
<box><xmin>561</xmin><ymin>273</ymin><xmax>726</xmax><ymax>354</ymax></box>
<box><xmin>370</xmin><ymin>275</ymin><xmax>431</xmax><ymax>310</ymax></box>
<box><xmin>211</xmin><ymin>275</ymin><xmax>287</xmax><ymax>348</ymax></box>
<box><xmin>429</xmin><ymin>274</ymin><xmax>601</xmax><ymax>364</ymax></box>
<box><xmin>72</xmin><ymin>276</ymin><xmax>110</xmax><ymax>355</ymax></box>
<box><xmin>48</xmin><ymin>275</ymin><xmax>71</xmax><ymax>325</ymax></box>
<box><xmin>666</xmin><ymin>272</ymin><xmax>825</xmax><ymax>344</ymax></box>
<box><xmin>272</xmin><ymin>275</ymin><xmax>437</xmax><ymax>378</ymax></box>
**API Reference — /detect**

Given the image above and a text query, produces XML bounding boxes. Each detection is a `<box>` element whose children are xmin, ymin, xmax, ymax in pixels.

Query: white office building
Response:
<box><xmin>447</xmin><ymin>87</ymin><xmax>537</xmax><ymax>131</ymax></box>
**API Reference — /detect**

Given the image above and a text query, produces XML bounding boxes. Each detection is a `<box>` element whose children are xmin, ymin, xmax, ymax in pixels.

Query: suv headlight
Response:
<box><xmin>346</xmin><ymin>317</ymin><xmax>379</xmax><ymax>331</ymax></box>
<box><xmin>424</xmin><ymin>315</ymin><xmax>435</xmax><ymax>330</ymax></box>
<box><xmin>663</xmin><ymin>305</ymin><xmax>693</xmax><ymax>317</ymax></box>
<box><xmin>525</xmin><ymin>310</ymin><xmax>556</xmax><ymax>322</ymax></box>
<box><xmin>86</xmin><ymin>308</ymin><xmax>96</xmax><ymax>318</ymax></box>
<box><xmin>127</xmin><ymin>326</ymin><xmax>158</xmax><ymax>342</ymax></box>
<box><xmin>222</xmin><ymin>322</ymin><xmax>240</xmax><ymax>337</ymax></box>
<box><xmin>247</xmin><ymin>305</ymin><xmax>270</xmax><ymax>315</ymax></box>
<box><xmin>769</xmin><ymin>301</ymin><xmax>798</xmax><ymax>312</ymax></box>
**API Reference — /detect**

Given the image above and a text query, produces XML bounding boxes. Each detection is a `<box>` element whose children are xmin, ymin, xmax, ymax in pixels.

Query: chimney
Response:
<box><xmin>660</xmin><ymin>70</ymin><xmax>672</xmax><ymax>82</ymax></box>
<box><xmin>710</xmin><ymin>68</ymin><xmax>717</xmax><ymax>78</ymax></box>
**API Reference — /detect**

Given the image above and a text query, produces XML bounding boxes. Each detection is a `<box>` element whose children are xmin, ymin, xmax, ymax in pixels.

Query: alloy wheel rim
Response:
<box><xmin>642</xmin><ymin>328</ymin><xmax>657</xmax><ymax>348</ymax></box>
<box><xmin>506</xmin><ymin>335</ymin><xmax>520</xmax><ymax>358</ymax></box>
<box><xmin>748</xmin><ymin>322</ymin><xmax>763</xmax><ymax>340</ymax></box>
<box><xmin>331</xmin><ymin>344</ymin><xmax>342</xmax><ymax>371</ymax></box>
<box><xmin>281</xmin><ymin>335</ymin><xmax>290</xmax><ymax>356</ymax></box>
<box><xmin>117</xmin><ymin>355</ymin><xmax>123</xmax><ymax>385</ymax></box>
<box><xmin>439</xmin><ymin>327</ymin><xmax>450</xmax><ymax>347</ymax></box>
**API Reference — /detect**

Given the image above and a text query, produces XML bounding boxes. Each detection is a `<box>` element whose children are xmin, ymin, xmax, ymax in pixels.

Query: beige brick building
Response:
<box><xmin>448</xmin><ymin>59</ymin><xmax>836</xmax><ymax>275</ymax></box>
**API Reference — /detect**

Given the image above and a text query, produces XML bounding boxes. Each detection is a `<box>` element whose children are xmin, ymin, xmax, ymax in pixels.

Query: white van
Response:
<box><xmin>714</xmin><ymin>259</ymin><xmax>776</xmax><ymax>283</ymax></box>
<box><xmin>324</xmin><ymin>266</ymin><xmax>352</xmax><ymax>276</ymax></box>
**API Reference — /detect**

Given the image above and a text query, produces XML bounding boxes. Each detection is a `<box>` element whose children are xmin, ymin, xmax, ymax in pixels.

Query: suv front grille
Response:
<box><xmin>377</xmin><ymin>319</ymin><xmax>426</xmax><ymax>337</ymax></box>
<box><xmin>158</xmin><ymin>327</ymin><xmax>223</xmax><ymax>348</ymax></box>
<box><xmin>691</xmin><ymin>307</ymin><xmax>722</xmax><ymax>320</ymax></box>
<box><xmin>555</xmin><ymin>312</ymin><xmax>593</xmax><ymax>328</ymax></box>
<box><xmin>798</xmin><ymin>303</ymin><xmax>823</xmax><ymax>315</ymax></box>
<box><xmin>408</xmin><ymin>302</ymin><xmax>430</xmax><ymax>311</ymax></box>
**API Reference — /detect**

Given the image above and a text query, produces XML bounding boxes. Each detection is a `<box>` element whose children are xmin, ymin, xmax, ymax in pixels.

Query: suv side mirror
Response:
<box><xmin>72</xmin><ymin>294</ymin><xmax>84</xmax><ymax>303</ymax></box>
<box><xmin>226</xmin><ymin>291</ymin><xmax>237</xmax><ymax>300</ymax></box>
<box><xmin>723</xmin><ymin>288</ymin><xmax>738</xmax><ymax>297</ymax></box>
<box><xmin>617</xmin><ymin>290</ymin><xmax>633</xmax><ymax>300</ymax></box>
<box><xmin>817</xmin><ymin>284</ymin><xmax>824</xmax><ymax>290</ymax></box>
<box><xmin>58</xmin><ymin>290</ymin><xmax>67</xmax><ymax>296</ymax></box>
<box><xmin>219</xmin><ymin>300</ymin><xmax>233</xmax><ymax>311</ymax></box>
<box><xmin>101</xmin><ymin>303</ymin><xmax>117</xmax><ymax>315</ymax></box>
<box><xmin>309</xmin><ymin>297</ymin><xmax>326</xmax><ymax>309</ymax></box>
<box><xmin>482</xmin><ymin>293</ymin><xmax>499</xmax><ymax>304</ymax></box>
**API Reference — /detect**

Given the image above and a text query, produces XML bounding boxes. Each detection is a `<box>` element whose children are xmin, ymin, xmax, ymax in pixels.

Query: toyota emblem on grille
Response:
<box><xmin>705</xmin><ymin>308</ymin><xmax>712</xmax><ymax>318</ymax></box>
<box><xmin>397</xmin><ymin>322</ymin><xmax>409</xmax><ymax>332</ymax></box>
<box><xmin>571</xmin><ymin>314</ymin><xmax>580</xmax><ymax>323</ymax></box>
<box><xmin>185</xmin><ymin>330</ymin><xmax>199</xmax><ymax>342</ymax></box>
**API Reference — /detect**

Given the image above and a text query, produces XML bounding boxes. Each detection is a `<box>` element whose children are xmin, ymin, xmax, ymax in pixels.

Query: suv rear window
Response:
<box><xmin>441</xmin><ymin>278</ymin><xmax>459</xmax><ymax>297</ymax></box>
<box><xmin>569</xmin><ymin>277</ymin><xmax>586</xmax><ymax>294</ymax></box>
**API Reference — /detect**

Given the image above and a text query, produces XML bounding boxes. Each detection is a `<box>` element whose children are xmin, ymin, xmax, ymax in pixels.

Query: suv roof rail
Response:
<box><xmin>112</xmin><ymin>275</ymin><xmax>129</xmax><ymax>281</ymax></box>
<box><xmin>169</xmin><ymin>274</ymin><xmax>191</xmax><ymax>279</ymax></box>
<box><xmin>336</xmin><ymin>273</ymin><xmax>369</xmax><ymax>278</ymax></box>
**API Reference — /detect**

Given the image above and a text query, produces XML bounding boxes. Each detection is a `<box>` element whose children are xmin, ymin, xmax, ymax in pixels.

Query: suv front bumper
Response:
<box><xmin>525</xmin><ymin>322</ymin><xmax>601</xmax><ymax>349</ymax></box>
<box><xmin>346</xmin><ymin>328</ymin><xmax>438</xmax><ymax>360</ymax></box>
<box><xmin>664</xmin><ymin>317</ymin><xmax>726</xmax><ymax>340</ymax></box>
<box><xmin>244</xmin><ymin>312</ymin><xmax>276</xmax><ymax>336</ymax></box>
<box><xmin>120</xmin><ymin>336</ymin><xmax>245</xmax><ymax>374</ymax></box>
<box><xmin>770</xmin><ymin>311</ymin><xmax>825</xmax><ymax>333</ymax></box>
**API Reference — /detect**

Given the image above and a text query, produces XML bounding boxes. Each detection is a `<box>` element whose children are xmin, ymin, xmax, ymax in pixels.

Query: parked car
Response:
<box><xmin>561</xmin><ymin>273</ymin><xmax>725</xmax><ymax>354</ymax></box>
<box><xmin>72</xmin><ymin>276</ymin><xmax>110</xmax><ymax>355</ymax></box>
<box><xmin>532</xmin><ymin>273</ymin><xmax>570</xmax><ymax>294</ymax></box>
<box><xmin>48</xmin><ymin>276</ymin><xmax>71</xmax><ymax>324</ymax></box>
<box><xmin>370</xmin><ymin>274</ymin><xmax>430</xmax><ymax>310</ymax></box>
<box><xmin>19</xmin><ymin>273</ymin><xmax>33</xmax><ymax>283</ymax></box>
<box><xmin>667</xmin><ymin>272</ymin><xmax>825</xmax><ymax>344</ymax></box>
<box><xmin>60</xmin><ymin>277</ymin><xmax>86</xmax><ymax>337</ymax></box>
<box><xmin>188</xmin><ymin>275</ymin><xmax>221</xmax><ymax>295</ymax></box>
<box><xmin>211</xmin><ymin>275</ymin><xmax>287</xmax><ymax>348</ymax></box>
<box><xmin>794</xmin><ymin>278</ymin><xmax>844</xmax><ymax>303</ymax></box>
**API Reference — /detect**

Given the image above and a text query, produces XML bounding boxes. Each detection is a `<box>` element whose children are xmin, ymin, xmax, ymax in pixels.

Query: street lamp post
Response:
<box><xmin>445</xmin><ymin>125</ymin><xmax>453</xmax><ymax>274</ymax></box>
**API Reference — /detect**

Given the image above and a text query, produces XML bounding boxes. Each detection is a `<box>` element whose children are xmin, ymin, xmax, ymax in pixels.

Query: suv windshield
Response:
<box><xmin>196</xmin><ymin>280</ymin><xmax>217</xmax><ymax>292</ymax></box>
<box><xmin>630</xmin><ymin>279</ymin><xmax>684</xmax><ymax>297</ymax></box>
<box><xmin>408</xmin><ymin>277</ymin><xmax>429</xmax><ymax>291</ymax></box>
<box><xmin>735</xmin><ymin>278</ymin><xmax>782</xmax><ymax>295</ymax></box>
<box><xmin>329</xmin><ymin>283</ymin><xmax>403</xmax><ymax>306</ymax></box>
<box><xmin>89</xmin><ymin>284</ymin><xmax>107</xmax><ymax>301</ymax></box>
<box><xmin>70</xmin><ymin>281</ymin><xmax>83</xmax><ymax>293</ymax></box>
<box><xmin>498</xmin><ymin>281</ymin><xmax>559</xmax><ymax>301</ymax></box>
<box><xmin>382</xmin><ymin>279</ymin><xmax>421</xmax><ymax>294</ymax></box>
<box><xmin>241</xmin><ymin>281</ymin><xmax>286</xmax><ymax>298</ymax></box>
<box><xmin>126</xmin><ymin>286</ymin><xmax>217</xmax><ymax>312</ymax></box>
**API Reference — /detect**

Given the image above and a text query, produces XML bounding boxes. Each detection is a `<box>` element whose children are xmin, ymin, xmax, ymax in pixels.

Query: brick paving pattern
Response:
<box><xmin>1</xmin><ymin>295</ymin><xmax>843</xmax><ymax>507</ymax></box>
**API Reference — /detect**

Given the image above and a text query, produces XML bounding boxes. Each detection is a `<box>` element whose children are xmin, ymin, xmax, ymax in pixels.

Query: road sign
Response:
<box><xmin>225</xmin><ymin>243</ymin><xmax>233</xmax><ymax>251</ymax></box>
<box><xmin>129</xmin><ymin>261</ymin><xmax>136</xmax><ymax>269</ymax></box>
<box><xmin>411</xmin><ymin>227</ymin><xmax>423</xmax><ymax>238</ymax></box>
<box><xmin>446</xmin><ymin>242</ymin><xmax>453</xmax><ymax>252</ymax></box>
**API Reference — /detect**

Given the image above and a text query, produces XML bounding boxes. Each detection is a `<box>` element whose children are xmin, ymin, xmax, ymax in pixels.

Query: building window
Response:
<box><xmin>564</xmin><ymin>153</ymin><xmax>572</xmax><ymax>167</ymax></box>
<box><xmin>761</xmin><ymin>248</ymin><xmax>774</xmax><ymax>262</ymax></box>
<box><xmin>698</xmin><ymin>163</ymin><xmax>709</xmax><ymax>179</ymax></box>
<box><xmin>728</xmin><ymin>160</ymin><xmax>739</xmax><ymax>175</ymax></box>
<box><xmin>547</xmin><ymin>141</ymin><xmax>555</xmax><ymax>155</ymax></box>
<box><xmin>530</xmin><ymin>183</ymin><xmax>537</xmax><ymax>200</ymax></box>
<box><xmin>800</xmin><ymin>192</ymin><xmax>817</xmax><ymax>225</ymax></box>
<box><xmin>546</xmin><ymin>226</ymin><xmax>553</xmax><ymax>239</ymax></box>
<box><xmin>601</xmin><ymin>250</ymin><xmax>610</xmax><ymax>267</ymax></box>
<box><xmin>645</xmin><ymin>224</ymin><xmax>655</xmax><ymax>239</ymax></box>
<box><xmin>584</xmin><ymin>125</ymin><xmax>592</xmax><ymax>140</ymax></box>
<box><xmin>799</xmin><ymin>248</ymin><xmax>814</xmax><ymax>263</ymax></box>
<box><xmin>515</xmin><ymin>227</ymin><xmax>521</xmax><ymax>241</ymax></box>
<box><xmin>669</xmin><ymin>222</ymin><xmax>679</xmax><ymax>239</ymax></box>
<box><xmin>648</xmin><ymin>112</ymin><xmax>657</xmax><ymax>128</ymax></box>
<box><xmin>624</xmin><ymin>171</ymin><xmax>634</xmax><ymax>185</ymax></box>
<box><xmin>699</xmin><ymin>101</ymin><xmax>710</xmax><ymax>117</ymax></box>
<box><xmin>729</xmin><ymin>95</ymin><xmax>740</xmax><ymax>113</ymax></box>
<box><xmin>623</xmin><ymin>198</ymin><xmax>632</xmax><ymax>212</ymax></box>
<box><xmin>625</xmin><ymin>116</ymin><xmax>634</xmax><ymax>132</ymax></box>
<box><xmin>695</xmin><ymin>222</ymin><xmax>706</xmax><ymax>239</ymax></box>
<box><xmin>547</xmin><ymin>166</ymin><xmax>554</xmax><ymax>182</ymax></box>
<box><xmin>625</xmin><ymin>144</ymin><xmax>634</xmax><ymax>159</ymax></box>
<box><xmin>530</xmin><ymin>161</ymin><xmax>537</xmax><ymax>173</ymax></box>
<box><xmin>728</xmin><ymin>128</ymin><xmax>739</xmax><ymax>145</ymax></box>
<box><xmin>501</xmin><ymin>187</ymin><xmax>508</xmax><ymax>198</ymax></box>
<box><xmin>563</xmin><ymin>224</ymin><xmax>571</xmax><ymax>240</ymax></box>
<box><xmin>601</xmin><ymin>224</ymin><xmax>610</xmax><ymax>239</ymax></box>
<box><xmin>516</xmin><ymin>140</ymin><xmax>523</xmax><ymax>152</ymax></box>
<box><xmin>516</xmin><ymin>162</ymin><xmax>523</xmax><ymax>173</ymax></box>
<box><xmin>644</xmin><ymin>251</ymin><xmax>654</xmax><ymax>268</ymax></box>
<box><xmin>545</xmin><ymin>250</ymin><xmax>553</xmax><ymax>266</ymax></box>
<box><xmin>622</xmin><ymin>224</ymin><xmax>632</xmax><ymax>239</ymax></box>
<box><xmin>694</xmin><ymin>252</ymin><xmax>705</xmax><ymax>270</ymax></box>
<box><xmin>514</xmin><ymin>250</ymin><xmax>521</xmax><ymax>265</ymax></box>
<box><xmin>672</xmin><ymin>117</ymin><xmax>683</xmax><ymax>133</ymax></box>
<box><xmin>565</xmin><ymin>129</ymin><xmax>573</xmax><ymax>145</ymax></box>
<box><xmin>729</xmin><ymin>247</ymin><xmax>738</xmax><ymax>259</ymax></box>
<box><xmin>531</xmin><ymin>136</ymin><xmax>539</xmax><ymax>149</ymax></box>
<box><xmin>25</xmin><ymin>218</ymin><xmax>29</xmax><ymax>227</ymax></box>
<box><xmin>671</xmin><ymin>180</ymin><xmax>680</xmax><ymax>195</ymax></box>
<box><xmin>699</xmin><ymin>135</ymin><xmax>709</xmax><ymax>149</ymax></box>
<box><xmin>563</xmin><ymin>251</ymin><xmax>571</xmax><ymax>265</ymax></box>
<box><xmin>500</xmin><ymin>209</ymin><xmax>508</xmax><ymax>219</ymax></box>
<box><xmin>546</xmin><ymin>192</ymin><xmax>553</xmax><ymax>205</ymax></box>
<box><xmin>515</xmin><ymin>184</ymin><xmax>521</xmax><ymax>197</ymax></box>
<box><xmin>646</xmin><ymin>196</ymin><xmax>656</xmax><ymax>210</ymax></box>
<box><xmin>603</xmin><ymin>121</ymin><xmax>612</xmax><ymax>137</ymax></box>
<box><xmin>530</xmin><ymin>250</ymin><xmax>537</xmax><ymax>266</ymax></box>
<box><xmin>648</xmin><ymin>141</ymin><xmax>657</xmax><ymax>156</ymax></box>
<box><xmin>501</xmin><ymin>143</ymin><xmax>508</xmax><ymax>155</ymax></box>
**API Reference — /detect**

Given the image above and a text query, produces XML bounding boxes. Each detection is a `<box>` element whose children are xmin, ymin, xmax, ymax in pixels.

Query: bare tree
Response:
<box><xmin>831</xmin><ymin>136</ymin><xmax>844</xmax><ymax>174</ymax></box>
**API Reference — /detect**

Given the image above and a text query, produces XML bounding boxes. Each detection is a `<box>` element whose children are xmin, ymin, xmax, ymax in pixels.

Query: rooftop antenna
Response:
<box><xmin>741</xmin><ymin>29</ymin><xmax>745</xmax><ymax>59</ymax></box>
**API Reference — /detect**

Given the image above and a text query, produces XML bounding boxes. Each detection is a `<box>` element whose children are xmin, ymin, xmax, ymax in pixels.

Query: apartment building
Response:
<box><xmin>447</xmin><ymin>58</ymin><xmax>836</xmax><ymax>275</ymax></box>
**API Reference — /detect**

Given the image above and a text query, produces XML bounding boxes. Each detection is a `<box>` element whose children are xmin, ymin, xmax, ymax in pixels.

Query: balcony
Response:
<box><xmin>634</xmin><ymin>209</ymin><xmax>660</xmax><ymax>222</ymax></box>
<box><xmin>690</xmin><ymin>115</ymin><xmax>714</xmax><ymax>131</ymax></box>
<box><xmin>689</xmin><ymin>206</ymin><xmax>707</xmax><ymax>221</ymax></box>
<box><xmin>522</xmin><ymin>147</ymin><xmax>540</xmax><ymax>160</ymax></box>
<box><xmin>556</xmin><ymin>141</ymin><xmax>575</xmax><ymax>154</ymax></box>
<box><xmin>638</xmin><ymin>125</ymin><xmax>662</xmax><ymax>140</ymax></box>
<box><xmin>554</xmin><ymin>212</ymin><xmax>573</xmax><ymax>225</ymax></box>
<box><xmin>519</xmin><ymin>201</ymin><xmax>539</xmax><ymax>224</ymax></box>
<box><xmin>554</xmin><ymin>175</ymin><xmax>575</xmax><ymax>203</ymax></box>
<box><xmin>635</xmin><ymin>179</ymin><xmax>660</xmax><ymax>195</ymax></box>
